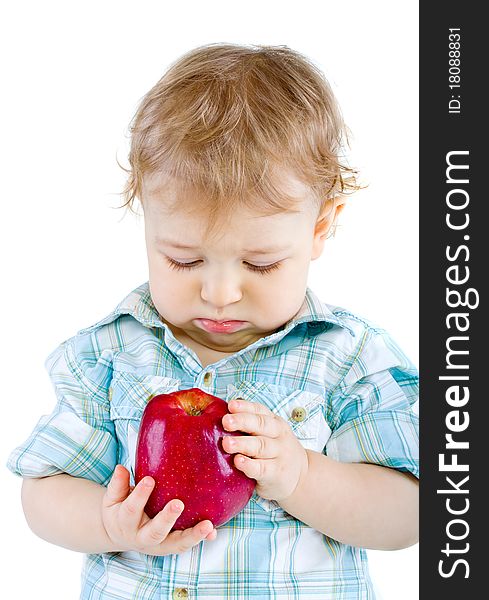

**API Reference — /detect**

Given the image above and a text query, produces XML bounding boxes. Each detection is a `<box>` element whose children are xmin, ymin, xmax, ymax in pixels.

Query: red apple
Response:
<box><xmin>135</xmin><ymin>387</ymin><xmax>256</xmax><ymax>529</ymax></box>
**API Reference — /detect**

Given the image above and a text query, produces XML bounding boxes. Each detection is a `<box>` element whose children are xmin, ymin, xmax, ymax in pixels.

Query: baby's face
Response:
<box><xmin>143</xmin><ymin>186</ymin><xmax>331</xmax><ymax>355</ymax></box>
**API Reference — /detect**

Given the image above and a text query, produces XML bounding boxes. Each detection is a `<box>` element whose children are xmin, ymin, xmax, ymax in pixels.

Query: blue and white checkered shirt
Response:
<box><xmin>7</xmin><ymin>282</ymin><xmax>419</xmax><ymax>599</ymax></box>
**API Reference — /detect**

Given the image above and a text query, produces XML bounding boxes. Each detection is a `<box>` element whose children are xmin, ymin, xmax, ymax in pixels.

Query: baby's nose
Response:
<box><xmin>200</xmin><ymin>274</ymin><xmax>242</xmax><ymax>308</ymax></box>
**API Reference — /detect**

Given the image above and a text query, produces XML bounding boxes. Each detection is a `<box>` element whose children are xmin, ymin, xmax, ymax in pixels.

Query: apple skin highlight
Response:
<box><xmin>135</xmin><ymin>388</ymin><xmax>256</xmax><ymax>529</ymax></box>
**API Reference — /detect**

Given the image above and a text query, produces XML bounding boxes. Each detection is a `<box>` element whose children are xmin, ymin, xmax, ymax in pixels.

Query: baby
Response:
<box><xmin>7</xmin><ymin>43</ymin><xmax>419</xmax><ymax>599</ymax></box>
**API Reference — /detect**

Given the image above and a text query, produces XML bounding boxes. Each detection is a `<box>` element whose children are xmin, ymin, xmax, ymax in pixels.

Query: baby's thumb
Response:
<box><xmin>104</xmin><ymin>465</ymin><xmax>131</xmax><ymax>506</ymax></box>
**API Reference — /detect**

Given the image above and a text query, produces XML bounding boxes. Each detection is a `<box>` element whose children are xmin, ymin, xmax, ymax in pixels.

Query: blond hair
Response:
<box><xmin>119</xmin><ymin>43</ymin><xmax>358</xmax><ymax>228</ymax></box>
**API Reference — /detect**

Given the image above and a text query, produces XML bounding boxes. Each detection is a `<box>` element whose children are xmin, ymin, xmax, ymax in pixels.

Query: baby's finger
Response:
<box><xmin>233</xmin><ymin>454</ymin><xmax>266</xmax><ymax>481</ymax></box>
<box><xmin>118</xmin><ymin>476</ymin><xmax>155</xmax><ymax>530</ymax></box>
<box><xmin>227</xmin><ymin>398</ymin><xmax>272</xmax><ymax>416</ymax></box>
<box><xmin>104</xmin><ymin>465</ymin><xmax>131</xmax><ymax>507</ymax></box>
<box><xmin>137</xmin><ymin>500</ymin><xmax>185</xmax><ymax>547</ymax></box>
<box><xmin>205</xmin><ymin>528</ymin><xmax>218</xmax><ymax>541</ymax></box>
<box><xmin>223</xmin><ymin>434</ymin><xmax>277</xmax><ymax>459</ymax></box>
<box><xmin>168</xmin><ymin>520</ymin><xmax>215</xmax><ymax>553</ymax></box>
<box><xmin>223</xmin><ymin>411</ymin><xmax>283</xmax><ymax>438</ymax></box>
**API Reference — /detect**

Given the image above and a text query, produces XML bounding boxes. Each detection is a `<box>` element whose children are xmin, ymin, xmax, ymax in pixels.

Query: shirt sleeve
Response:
<box><xmin>6</xmin><ymin>335</ymin><xmax>118</xmax><ymax>486</ymax></box>
<box><xmin>324</xmin><ymin>328</ymin><xmax>419</xmax><ymax>478</ymax></box>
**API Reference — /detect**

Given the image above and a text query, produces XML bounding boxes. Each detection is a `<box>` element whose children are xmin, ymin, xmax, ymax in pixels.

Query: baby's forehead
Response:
<box><xmin>142</xmin><ymin>166</ymin><xmax>314</xmax><ymax>206</ymax></box>
<box><xmin>145</xmin><ymin>196</ymin><xmax>316</xmax><ymax>252</ymax></box>
<box><xmin>146</xmin><ymin>199</ymin><xmax>309</xmax><ymax>228</ymax></box>
<box><xmin>141</xmin><ymin>168</ymin><xmax>319</xmax><ymax>243</ymax></box>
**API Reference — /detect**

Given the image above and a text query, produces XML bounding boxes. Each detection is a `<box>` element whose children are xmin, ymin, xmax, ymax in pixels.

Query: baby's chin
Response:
<box><xmin>190</xmin><ymin>328</ymin><xmax>265</xmax><ymax>353</ymax></box>
<box><xmin>188</xmin><ymin>321</ymin><xmax>285</xmax><ymax>352</ymax></box>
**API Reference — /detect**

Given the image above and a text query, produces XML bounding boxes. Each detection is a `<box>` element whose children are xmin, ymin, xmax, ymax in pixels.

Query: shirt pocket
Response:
<box><xmin>227</xmin><ymin>380</ymin><xmax>331</xmax><ymax>514</ymax></box>
<box><xmin>109</xmin><ymin>371</ymin><xmax>180</xmax><ymax>483</ymax></box>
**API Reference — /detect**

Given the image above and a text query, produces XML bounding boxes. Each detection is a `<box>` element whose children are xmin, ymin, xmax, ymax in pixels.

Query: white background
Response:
<box><xmin>1</xmin><ymin>1</ymin><xmax>418</xmax><ymax>598</ymax></box>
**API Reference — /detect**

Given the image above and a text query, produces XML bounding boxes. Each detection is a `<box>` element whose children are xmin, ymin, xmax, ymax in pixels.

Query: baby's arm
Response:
<box><xmin>21</xmin><ymin>465</ymin><xmax>216</xmax><ymax>555</ymax></box>
<box><xmin>223</xmin><ymin>399</ymin><xmax>418</xmax><ymax>550</ymax></box>
<box><xmin>279</xmin><ymin>452</ymin><xmax>418</xmax><ymax>550</ymax></box>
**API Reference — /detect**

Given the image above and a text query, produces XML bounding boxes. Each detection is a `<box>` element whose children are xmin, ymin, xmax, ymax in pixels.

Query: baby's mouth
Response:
<box><xmin>195</xmin><ymin>319</ymin><xmax>247</xmax><ymax>334</ymax></box>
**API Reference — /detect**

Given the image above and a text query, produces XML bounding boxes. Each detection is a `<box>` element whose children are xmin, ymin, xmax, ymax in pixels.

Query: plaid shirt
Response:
<box><xmin>7</xmin><ymin>282</ymin><xmax>419</xmax><ymax>600</ymax></box>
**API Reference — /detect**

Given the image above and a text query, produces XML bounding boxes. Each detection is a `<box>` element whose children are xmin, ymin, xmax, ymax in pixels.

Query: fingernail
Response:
<box><xmin>172</xmin><ymin>501</ymin><xmax>184</xmax><ymax>512</ymax></box>
<box><xmin>226</xmin><ymin>437</ymin><xmax>236</xmax><ymax>448</ymax></box>
<box><xmin>143</xmin><ymin>477</ymin><xmax>153</xmax><ymax>487</ymax></box>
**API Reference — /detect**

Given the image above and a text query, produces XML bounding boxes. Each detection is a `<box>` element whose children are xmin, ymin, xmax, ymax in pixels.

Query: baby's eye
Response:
<box><xmin>165</xmin><ymin>256</ymin><xmax>282</xmax><ymax>275</ymax></box>
<box><xmin>244</xmin><ymin>261</ymin><xmax>282</xmax><ymax>275</ymax></box>
<box><xmin>165</xmin><ymin>257</ymin><xmax>202</xmax><ymax>271</ymax></box>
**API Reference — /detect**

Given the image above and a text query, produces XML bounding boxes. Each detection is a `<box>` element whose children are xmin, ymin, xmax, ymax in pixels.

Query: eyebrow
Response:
<box><xmin>156</xmin><ymin>238</ymin><xmax>289</xmax><ymax>254</ymax></box>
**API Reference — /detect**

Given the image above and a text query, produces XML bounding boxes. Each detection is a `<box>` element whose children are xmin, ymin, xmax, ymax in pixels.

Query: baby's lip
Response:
<box><xmin>195</xmin><ymin>319</ymin><xmax>247</xmax><ymax>333</ymax></box>
<box><xmin>208</xmin><ymin>319</ymin><xmax>243</xmax><ymax>323</ymax></box>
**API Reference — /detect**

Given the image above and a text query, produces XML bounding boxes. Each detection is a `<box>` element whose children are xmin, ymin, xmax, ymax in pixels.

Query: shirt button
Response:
<box><xmin>203</xmin><ymin>372</ymin><xmax>212</xmax><ymax>386</ymax></box>
<box><xmin>291</xmin><ymin>407</ymin><xmax>307</xmax><ymax>422</ymax></box>
<box><xmin>172</xmin><ymin>589</ymin><xmax>189</xmax><ymax>600</ymax></box>
<box><xmin>108</xmin><ymin>388</ymin><xmax>113</xmax><ymax>401</ymax></box>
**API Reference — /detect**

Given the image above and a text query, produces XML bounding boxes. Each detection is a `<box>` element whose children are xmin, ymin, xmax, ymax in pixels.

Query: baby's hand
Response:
<box><xmin>101</xmin><ymin>465</ymin><xmax>217</xmax><ymax>555</ymax></box>
<box><xmin>222</xmin><ymin>399</ymin><xmax>309</xmax><ymax>504</ymax></box>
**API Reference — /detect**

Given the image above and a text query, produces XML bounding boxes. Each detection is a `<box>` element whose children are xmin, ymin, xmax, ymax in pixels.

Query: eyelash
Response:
<box><xmin>165</xmin><ymin>257</ymin><xmax>282</xmax><ymax>275</ymax></box>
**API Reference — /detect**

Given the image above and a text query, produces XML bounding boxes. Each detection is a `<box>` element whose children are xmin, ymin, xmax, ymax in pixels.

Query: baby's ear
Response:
<box><xmin>311</xmin><ymin>197</ymin><xmax>346</xmax><ymax>259</ymax></box>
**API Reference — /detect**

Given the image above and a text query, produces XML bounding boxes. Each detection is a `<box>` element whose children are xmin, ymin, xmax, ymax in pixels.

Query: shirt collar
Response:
<box><xmin>77</xmin><ymin>282</ymin><xmax>163</xmax><ymax>334</ymax></box>
<box><xmin>77</xmin><ymin>281</ymin><xmax>355</xmax><ymax>337</ymax></box>
<box><xmin>287</xmin><ymin>287</ymin><xmax>355</xmax><ymax>336</ymax></box>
